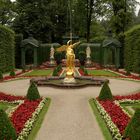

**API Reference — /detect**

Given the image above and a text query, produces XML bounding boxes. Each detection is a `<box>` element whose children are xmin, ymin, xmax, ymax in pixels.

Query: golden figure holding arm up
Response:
<box><xmin>56</xmin><ymin>40</ymin><xmax>80</xmax><ymax>77</ymax></box>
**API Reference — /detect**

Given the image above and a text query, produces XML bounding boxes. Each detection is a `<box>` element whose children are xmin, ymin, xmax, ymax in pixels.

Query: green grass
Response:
<box><xmin>24</xmin><ymin>69</ymin><xmax>53</xmax><ymax>76</ymax></box>
<box><xmin>87</xmin><ymin>70</ymin><xmax>120</xmax><ymax>77</ymax></box>
<box><xmin>0</xmin><ymin>102</ymin><xmax>17</xmax><ymax>111</ymax></box>
<box><xmin>27</xmin><ymin>98</ymin><xmax>51</xmax><ymax>140</ymax></box>
<box><xmin>89</xmin><ymin>99</ymin><xmax>112</xmax><ymax>140</ymax></box>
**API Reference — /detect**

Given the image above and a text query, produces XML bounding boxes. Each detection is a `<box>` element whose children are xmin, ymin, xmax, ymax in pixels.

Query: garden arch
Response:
<box><xmin>102</xmin><ymin>37</ymin><xmax>121</xmax><ymax>68</ymax></box>
<box><xmin>21</xmin><ymin>36</ymin><xmax>39</xmax><ymax>69</ymax></box>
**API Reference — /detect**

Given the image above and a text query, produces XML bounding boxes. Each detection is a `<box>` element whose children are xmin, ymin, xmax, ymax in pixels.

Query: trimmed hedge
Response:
<box><xmin>0</xmin><ymin>109</ymin><xmax>17</xmax><ymax>140</ymax></box>
<box><xmin>26</xmin><ymin>82</ymin><xmax>41</xmax><ymax>101</ymax></box>
<box><xmin>0</xmin><ymin>71</ymin><xmax>3</xmax><ymax>80</ymax></box>
<box><xmin>98</xmin><ymin>82</ymin><xmax>113</xmax><ymax>100</ymax></box>
<box><xmin>0</xmin><ymin>24</ymin><xmax>15</xmax><ymax>72</ymax></box>
<box><xmin>125</xmin><ymin>25</ymin><xmax>140</xmax><ymax>73</ymax></box>
<box><xmin>124</xmin><ymin>109</ymin><xmax>140</xmax><ymax>140</ymax></box>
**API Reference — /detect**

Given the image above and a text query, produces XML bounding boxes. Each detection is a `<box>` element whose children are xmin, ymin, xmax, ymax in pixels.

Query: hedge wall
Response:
<box><xmin>15</xmin><ymin>34</ymin><xmax>23</xmax><ymax>68</ymax></box>
<box><xmin>125</xmin><ymin>25</ymin><xmax>140</xmax><ymax>73</ymax></box>
<box><xmin>0</xmin><ymin>25</ymin><xmax>15</xmax><ymax>72</ymax></box>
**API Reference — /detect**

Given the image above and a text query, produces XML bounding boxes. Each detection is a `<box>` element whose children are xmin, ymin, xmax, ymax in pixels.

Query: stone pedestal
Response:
<box><xmin>49</xmin><ymin>57</ymin><xmax>56</xmax><ymax>67</ymax></box>
<box><xmin>63</xmin><ymin>77</ymin><xmax>76</xmax><ymax>84</ymax></box>
<box><xmin>85</xmin><ymin>57</ymin><xmax>92</xmax><ymax>67</ymax></box>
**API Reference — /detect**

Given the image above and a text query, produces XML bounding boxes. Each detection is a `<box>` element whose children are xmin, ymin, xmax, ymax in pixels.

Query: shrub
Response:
<box><xmin>98</xmin><ymin>82</ymin><xmax>113</xmax><ymax>100</ymax></box>
<box><xmin>26</xmin><ymin>82</ymin><xmax>40</xmax><ymax>101</ymax></box>
<box><xmin>0</xmin><ymin>71</ymin><xmax>3</xmax><ymax>80</ymax></box>
<box><xmin>9</xmin><ymin>70</ymin><xmax>16</xmax><ymax>77</ymax></box>
<box><xmin>0</xmin><ymin>109</ymin><xmax>17</xmax><ymax>140</ymax></box>
<box><xmin>54</xmin><ymin>52</ymin><xmax>62</xmax><ymax>65</ymax></box>
<box><xmin>124</xmin><ymin>109</ymin><xmax>140</xmax><ymax>140</ymax></box>
<box><xmin>125</xmin><ymin>25</ymin><xmax>140</xmax><ymax>73</ymax></box>
<box><xmin>56</xmin><ymin>64</ymin><xmax>62</xmax><ymax>72</ymax></box>
<box><xmin>78</xmin><ymin>51</ymin><xmax>86</xmax><ymax>66</ymax></box>
<box><xmin>52</xmin><ymin>68</ymin><xmax>58</xmax><ymax>76</ymax></box>
<box><xmin>0</xmin><ymin>25</ymin><xmax>15</xmax><ymax>73</ymax></box>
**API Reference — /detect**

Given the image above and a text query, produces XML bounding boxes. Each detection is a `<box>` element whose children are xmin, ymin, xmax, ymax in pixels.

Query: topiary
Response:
<box><xmin>9</xmin><ymin>70</ymin><xmax>16</xmax><ymax>77</ymax></box>
<box><xmin>0</xmin><ymin>109</ymin><xmax>17</xmax><ymax>140</ymax></box>
<box><xmin>57</xmin><ymin>64</ymin><xmax>62</xmax><ymax>72</ymax></box>
<box><xmin>54</xmin><ymin>52</ymin><xmax>62</xmax><ymax>65</ymax></box>
<box><xmin>78</xmin><ymin>51</ymin><xmax>86</xmax><ymax>66</ymax></box>
<box><xmin>124</xmin><ymin>109</ymin><xmax>140</xmax><ymax>140</ymax></box>
<box><xmin>26</xmin><ymin>82</ymin><xmax>41</xmax><ymax>101</ymax></box>
<box><xmin>98</xmin><ymin>82</ymin><xmax>113</xmax><ymax>100</ymax></box>
<box><xmin>52</xmin><ymin>68</ymin><xmax>58</xmax><ymax>76</ymax></box>
<box><xmin>0</xmin><ymin>71</ymin><xmax>3</xmax><ymax>80</ymax></box>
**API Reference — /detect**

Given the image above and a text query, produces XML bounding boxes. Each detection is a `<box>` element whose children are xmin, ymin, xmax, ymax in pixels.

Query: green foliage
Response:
<box><xmin>0</xmin><ymin>25</ymin><xmax>15</xmax><ymax>73</ymax></box>
<box><xmin>124</xmin><ymin>109</ymin><xmax>140</xmax><ymax>140</ymax></box>
<box><xmin>125</xmin><ymin>25</ymin><xmax>140</xmax><ymax>73</ymax></box>
<box><xmin>52</xmin><ymin>68</ymin><xmax>58</xmax><ymax>76</ymax></box>
<box><xmin>9</xmin><ymin>70</ymin><xmax>16</xmax><ymax>77</ymax></box>
<box><xmin>54</xmin><ymin>51</ymin><xmax>62</xmax><ymax>65</ymax></box>
<box><xmin>78</xmin><ymin>51</ymin><xmax>86</xmax><ymax>65</ymax></box>
<box><xmin>0</xmin><ymin>0</ymin><xmax>15</xmax><ymax>25</ymax></box>
<box><xmin>26</xmin><ymin>82</ymin><xmax>41</xmax><ymax>101</ymax></box>
<box><xmin>0</xmin><ymin>109</ymin><xmax>17</xmax><ymax>140</ymax></box>
<box><xmin>0</xmin><ymin>71</ymin><xmax>3</xmax><ymax>80</ymax></box>
<box><xmin>15</xmin><ymin>34</ymin><xmax>23</xmax><ymax>68</ymax></box>
<box><xmin>98</xmin><ymin>82</ymin><xmax>113</xmax><ymax>100</ymax></box>
<box><xmin>56</xmin><ymin>64</ymin><xmax>62</xmax><ymax>72</ymax></box>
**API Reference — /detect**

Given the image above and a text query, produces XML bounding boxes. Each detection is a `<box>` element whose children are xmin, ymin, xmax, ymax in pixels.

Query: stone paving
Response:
<box><xmin>0</xmin><ymin>78</ymin><xmax>139</xmax><ymax>140</ymax></box>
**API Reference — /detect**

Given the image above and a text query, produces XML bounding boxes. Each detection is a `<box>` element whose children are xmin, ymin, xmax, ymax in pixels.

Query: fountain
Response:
<box><xmin>30</xmin><ymin>0</ymin><xmax>109</xmax><ymax>88</ymax></box>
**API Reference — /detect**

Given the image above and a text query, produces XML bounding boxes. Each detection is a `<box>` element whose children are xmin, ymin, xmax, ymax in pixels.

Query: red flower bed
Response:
<box><xmin>0</xmin><ymin>92</ymin><xmax>24</xmax><ymax>101</ymax></box>
<box><xmin>115</xmin><ymin>92</ymin><xmax>140</xmax><ymax>100</ymax></box>
<box><xmin>99</xmin><ymin>100</ymin><xmax>130</xmax><ymax>134</ymax></box>
<box><xmin>11</xmin><ymin>99</ymin><xmax>41</xmax><ymax>134</ymax></box>
<box><xmin>78</xmin><ymin>68</ymin><xmax>85</xmax><ymax>76</ymax></box>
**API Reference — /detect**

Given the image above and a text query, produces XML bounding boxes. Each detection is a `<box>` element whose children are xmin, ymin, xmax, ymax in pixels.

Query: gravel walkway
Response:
<box><xmin>0</xmin><ymin>78</ymin><xmax>140</xmax><ymax>140</ymax></box>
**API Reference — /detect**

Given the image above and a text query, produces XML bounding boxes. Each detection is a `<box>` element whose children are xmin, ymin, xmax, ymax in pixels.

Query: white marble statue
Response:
<box><xmin>50</xmin><ymin>45</ymin><xmax>54</xmax><ymax>59</ymax></box>
<box><xmin>86</xmin><ymin>45</ymin><xmax>91</xmax><ymax>58</ymax></box>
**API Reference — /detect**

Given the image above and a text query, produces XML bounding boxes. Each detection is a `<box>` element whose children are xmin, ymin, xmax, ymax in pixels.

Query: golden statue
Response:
<box><xmin>56</xmin><ymin>40</ymin><xmax>80</xmax><ymax>78</ymax></box>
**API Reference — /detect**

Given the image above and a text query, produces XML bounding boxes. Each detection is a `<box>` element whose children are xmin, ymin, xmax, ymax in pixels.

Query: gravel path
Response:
<box><xmin>0</xmin><ymin>78</ymin><xmax>140</xmax><ymax>140</ymax></box>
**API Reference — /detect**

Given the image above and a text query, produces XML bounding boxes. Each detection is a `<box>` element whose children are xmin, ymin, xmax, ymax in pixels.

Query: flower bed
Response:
<box><xmin>93</xmin><ymin>92</ymin><xmax>140</xmax><ymax>139</ymax></box>
<box><xmin>0</xmin><ymin>92</ymin><xmax>49</xmax><ymax>140</ymax></box>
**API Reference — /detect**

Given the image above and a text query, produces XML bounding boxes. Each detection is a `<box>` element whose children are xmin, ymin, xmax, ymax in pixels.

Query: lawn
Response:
<box><xmin>0</xmin><ymin>102</ymin><xmax>16</xmax><ymax>111</ymax></box>
<box><xmin>24</xmin><ymin>69</ymin><xmax>53</xmax><ymax>76</ymax></box>
<box><xmin>87</xmin><ymin>70</ymin><xmax>120</xmax><ymax>77</ymax></box>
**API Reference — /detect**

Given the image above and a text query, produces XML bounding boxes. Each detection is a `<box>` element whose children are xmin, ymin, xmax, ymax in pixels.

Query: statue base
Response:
<box><xmin>85</xmin><ymin>57</ymin><xmax>92</xmax><ymax>68</ymax></box>
<box><xmin>63</xmin><ymin>77</ymin><xmax>76</xmax><ymax>84</ymax></box>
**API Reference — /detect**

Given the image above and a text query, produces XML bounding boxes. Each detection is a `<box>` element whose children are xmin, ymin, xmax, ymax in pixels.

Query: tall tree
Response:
<box><xmin>0</xmin><ymin>0</ymin><xmax>15</xmax><ymax>25</ymax></box>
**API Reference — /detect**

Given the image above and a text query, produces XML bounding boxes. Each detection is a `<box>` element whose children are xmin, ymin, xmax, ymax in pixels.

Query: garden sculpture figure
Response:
<box><xmin>86</xmin><ymin>45</ymin><xmax>91</xmax><ymax>58</ymax></box>
<box><xmin>50</xmin><ymin>45</ymin><xmax>54</xmax><ymax>59</ymax></box>
<box><xmin>56</xmin><ymin>40</ymin><xmax>80</xmax><ymax>77</ymax></box>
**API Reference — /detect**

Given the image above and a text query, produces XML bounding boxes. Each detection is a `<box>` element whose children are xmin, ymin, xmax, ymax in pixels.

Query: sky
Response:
<box><xmin>10</xmin><ymin>0</ymin><xmax>140</xmax><ymax>15</ymax></box>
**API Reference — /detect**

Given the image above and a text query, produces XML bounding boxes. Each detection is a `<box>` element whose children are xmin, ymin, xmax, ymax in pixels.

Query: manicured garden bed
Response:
<box><xmin>0</xmin><ymin>92</ymin><xmax>50</xmax><ymax>140</ymax></box>
<box><xmin>24</xmin><ymin>69</ymin><xmax>53</xmax><ymax>76</ymax></box>
<box><xmin>90</xmin><ymin>92</ymin><xmax>140</xmax><ymax>140</ymax></box>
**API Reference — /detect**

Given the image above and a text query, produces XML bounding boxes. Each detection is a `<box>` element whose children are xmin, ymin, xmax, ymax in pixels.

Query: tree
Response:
<box><xmin>13</xmin><ymin>0</ymin><xmax>67</xmax><ymax>43</ymax></box>
<box><xmin>0</xmin><ymin>0</ymin><xmax>15</xmax><ymax>25</ymax></box>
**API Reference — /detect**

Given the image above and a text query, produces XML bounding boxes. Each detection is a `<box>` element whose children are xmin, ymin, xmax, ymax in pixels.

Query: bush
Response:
<box><xmin>98</xmin><ymin>82</ymin><xmax>113</xmax><ymax>100</ymax></box>
<box><xmin>26</xmin><ymin>82</ymin><xmax>40</xmax><ymax>101</ymax></box>
<box><xmin>9</xmin><ymin>70</ymin><xmax>16</xmax><ymax>77</ymax></box>
<box><xmin>0</xmin><ymin>109</ymin><xmax>17</xmax><ymax>140</ymax></box>
<box><xmin>0</xmin><ymin>25</ymin><xmax>15</xmax><ymax>73</ymax></box>
<box><xmin>56</xmin><ymin>64</ymin><xmax>62</xmax><ymax>72</ymax></box>
<box><xmin>0</xmin><ymin>71</ymin><xmax>3</xmax><ymax>80</ymax></box>
<box><xmin>54</xmin><ymin>52</ymin><xmax>62</xmax><ymax>65</ymax></box>
<box><xmin>52</xmin><ymin>67</ymin><xmax>58</xmax><ymax>76</ymax></box>
<box><xmin>78</xmin><ymin>51</ymin><xmax>86</xmax><ymax>65</ymax></box>
<box><xmin>125</xmin><ymin>25</ymin><xmax>140</xmax><ymax>73</ymax></box>
<box><xmin>124</xmin><ymin>109</ymin><xmax>140</xmax><ymax>140</ymax></box>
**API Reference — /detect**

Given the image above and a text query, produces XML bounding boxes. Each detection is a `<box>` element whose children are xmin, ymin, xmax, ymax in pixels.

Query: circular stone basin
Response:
<box><xmin>30</xmin><ymin>76</ymin><xmax>109</xmax><ymax>88</ymax></box>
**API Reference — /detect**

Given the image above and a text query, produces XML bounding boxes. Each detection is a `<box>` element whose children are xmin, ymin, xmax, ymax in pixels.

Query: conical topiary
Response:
<box><xmin>98</xmin><ymin>82</ymin><xmax>113</xmax><ymax>100</ymax></box>
<box><xmin>0</xmin><ymin>71</ymin><xmax>3</xmax><ymax>80</ymax></box>
<box><xmin>26</xmin><ymin>82</ymin><xmax>41</xmax><ymax>101</ymax></box>
<box><xmin>0</xmin><ymin>109</ymin><xmax>17</xmax><ymax>140</ymax></box>
<box><xmin>124</xmin><ymin>109</ymin><xmax>140</xmax><ymax>140</ymax></box>
<box><xmin>52</xmin><ymin>68</ymin><xmax>58</xmax><ymax>76</ymax></box>
<box><xmin>10</xmin><ymin>70</ymin><xmax>16</xmax><ymax>77</ymax></box>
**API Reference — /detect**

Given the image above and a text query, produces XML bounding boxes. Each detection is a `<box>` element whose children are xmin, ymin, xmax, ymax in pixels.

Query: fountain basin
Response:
<box><xmin>30</xmin><ymin>76</ymin><xmax>109</xmax><ymax>88</ymax></box>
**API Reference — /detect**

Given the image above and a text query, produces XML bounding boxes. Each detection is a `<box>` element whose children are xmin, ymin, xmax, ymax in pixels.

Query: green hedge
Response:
<box><xmin>15</xmin><ymin>34</ymin><xmax>23</xmax><ymax>68</ymax></box>
<box><xmin>125</xmin><ymin>25</ymin><xmax>140</xmax><ymax>73</ymax></box>
<box><xmin>0</xmin><ymin>24</ymin><xmax>15</xmax><ymax>72</ymax></box>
